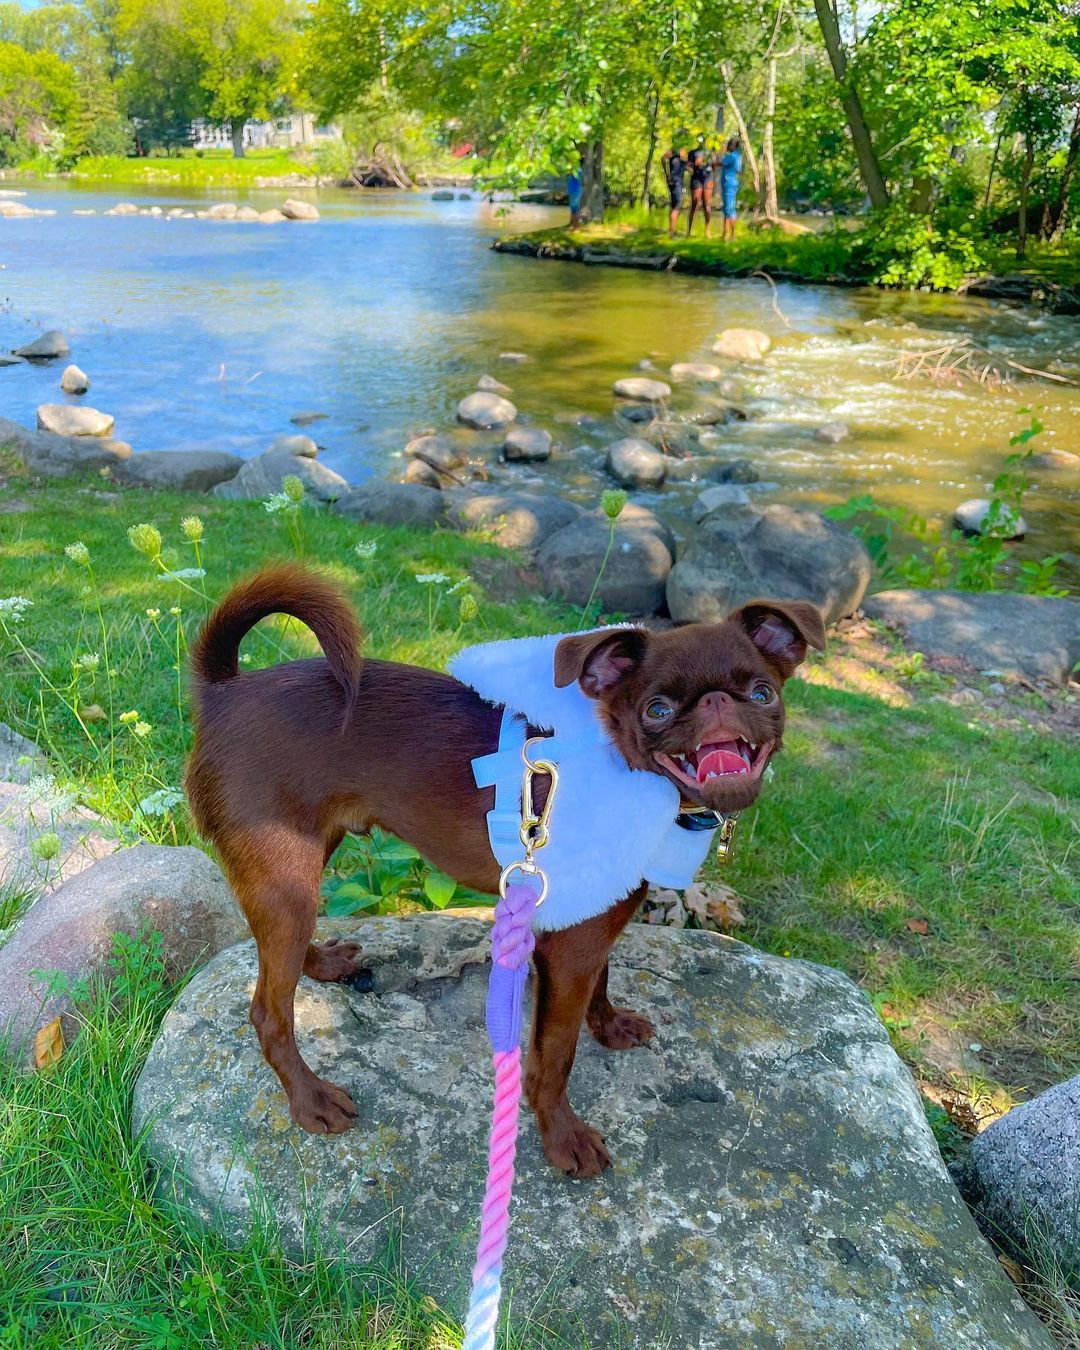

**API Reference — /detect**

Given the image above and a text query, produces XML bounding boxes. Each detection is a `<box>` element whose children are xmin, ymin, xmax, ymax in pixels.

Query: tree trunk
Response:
<box><xmin>1048</xmin><ymin>104</ymin><xmax>1080</xmax><ymax>243</ymax></box>
<box><xmin>642</xmin><ymin>85</ymin><xmax>661</xmax><ymax>205</ymax></box>
<box><xmin>910</xmin><ymin>175</ymin><xmax>932</xmax><ymax>215</ymax></box>
<box><xmin>230</xmin><ymin>120</ymin><xmax>245</xmax><ymax>158</ymax></box>
<box><xmin>811</xmin><ymin>0</ymin><xmax>888</xmax><ymax>208</ymax></box>
<box><xmin>719</xmin><ymin>59</ymin><xmax>761</xmax><ymax>202</ymax></box>
<box><xmin>578</xmin><ymin>139</ymin><xmax>605</xmax><ymax>222</ymax></box>
<box><xmin>983</xmin><ymin>125</ymin><xmax>1004</xmax><ymax>211</ymax></box>
<box><xmin>1017</xmin><ymin>132</ymin><xmax>1034</xmax><ymax>259</ymax></box>
<box><xmin>762</xmin><ymin>56</ymin><xmax>780</xmax><ymax>220</ymax></box>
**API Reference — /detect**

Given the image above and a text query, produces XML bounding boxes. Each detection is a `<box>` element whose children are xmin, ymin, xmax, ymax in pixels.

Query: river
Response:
<box><xmin>1</xmin><ymin>180</ymin><xmax>1078</xmax><ymax>584</ymax></box>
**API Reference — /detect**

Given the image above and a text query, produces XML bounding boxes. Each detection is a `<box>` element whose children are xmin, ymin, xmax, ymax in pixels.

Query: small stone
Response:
<box><xmin>0</xmin><ymin>780</ymin><xmax>119</xmax><ymax>908</ymax></box>
<box><xmin>477</xmin><ymin>374</ymin><xmax>511</xmax><ymax>394</ymax></box>
<box><xmin>404</xmin><ymin>434</ymin><xmax>463</xmax><ymax>471</ymax></box>
<box><xmin>693</xmin><ymin>484</ymin><xmax>751</xmax><ymax>519</ymax></box>
<box><xmin>612</xmin><ymin>376</ymin><xmax>672</xmax><ymax>403</ymax></box>
<box><xmin>498</xmin><ymin>352</ymin><xmax>529</xmax><ymax>364</ymax></box>
<box><xmin>952</xmin><ymin>498</ymin><xmax>1027</xmax><ymax>540</ymax></box>
<box><xmin>815</xmin><ymin>421</ymin><xmax>850</xmax><ymax>444</ymax></box>
<box><xmin>290</xmin><ymin>411</ymin><xmax>328</xmax><ymax>426</ymax></box>
<box><xmin>457</xmin><ymin>392</ymin><xmax>517</xmax><ymax>430</ymax></box>
<box><xmin>268</xmin><ymin>434</ymin><xmax>318</xmax><ymax>458</ymax></box>
<box><xmin>280</xmin><ymin>198</ymin><xmax>320</xmax><ymax>221</ymax></box>
<box><xmin>1029</xmin><ymin>447</ymin><xmax>1080</xmax><ymax>469</ymax></box>
<box><xmin>14</xmin><ymin>330</ymin><xmax>69</xmax><ymax>360</ymax></box>
<box><xmin>712</xmin><ymin>328</ymin><xmax>772</xmax><ymax>361</ymax></box>
<box><xmin>988</xmin><ymin>682</ymin><xmax>1005</xmax><ymax>696</ymax></box>
<box><xmin>431</xmin><ymin>189</ymin><xmax>455</xmax><ymax>201</ymax></box>
<box><xmin>402</xmin><ymin>458</ymin><xmax>442</xmax><ymax>488</ymax></box>
<box><xmin>503</xmin><ymin>427</ymin><xmax>552</xmax><ymax>463</ymax></box>
<box><xmin>0</xmin><ymin>723</ymin><xmax>47</xmax><ymax>784</ymax></box>
<box><xmin>36</xmin><ymin>404</ymin><xmax>114</xmax><ymax>437</ymax></box>
<box><xmin>605</xmin><ymin>437</ymin><xmax>667</xmax><ymax>489</ymax></box>
<box><xmin>59</xmin><ymin>364</ymin><xmax>90</xmax><ymax>395</ymax></box>
<box><xmin>258</xmin><ymin>210</ymin><xmax>286</xmax><ymax>224</ymax></box>
<box><xmin>148</xmin><ymin>205</ymin><xmax>163</xmax><ymax>217</ymax></box>
<box><xmin>205</xmin><ymin>202</ymin><xmax>239</xmax><ymax>220</ymax></box>
<box><xmin>235</xmin><ymin>206</ymin><xmax>260</xmax><ymax>222</ymax></box>
<box><xmin>670</xmin><ymin>362</ymin><xmax>723</xmax><ymax>382</ymax></box>
<box><xmin>105</xmin><ymin>202</ymin><xmax>139</xmax><ymax>216</ymax></box>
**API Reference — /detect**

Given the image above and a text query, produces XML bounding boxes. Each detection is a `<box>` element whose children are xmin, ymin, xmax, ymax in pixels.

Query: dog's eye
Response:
<box><xmin>645</xmin><ymin>699</ymin><xmax>674</xmax><ymax>721</ymax></box>
<box><xmin>749</xmin><ymin>684</ymin><xmax>775</xmax><ymax>704</ymax></box>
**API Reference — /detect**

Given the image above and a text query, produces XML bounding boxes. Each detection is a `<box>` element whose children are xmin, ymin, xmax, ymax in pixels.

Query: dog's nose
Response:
<box><xmin>700</xmin><ymin>691</ymin><xmax>734</xmax><ymax>714</ymax></box>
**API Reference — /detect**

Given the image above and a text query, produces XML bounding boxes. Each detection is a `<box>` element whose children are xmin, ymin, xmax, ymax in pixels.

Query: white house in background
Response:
<box><xmin>190</xmin><ymin>115</ymin><xmax>342</xmax><ymax>151</ymax></box>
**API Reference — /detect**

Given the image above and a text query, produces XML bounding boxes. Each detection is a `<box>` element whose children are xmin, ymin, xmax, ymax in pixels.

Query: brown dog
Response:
<box><xmin>185</xmin><ymin>565</ymin><xmax>823</xmax><ymax>1178</ymax></box>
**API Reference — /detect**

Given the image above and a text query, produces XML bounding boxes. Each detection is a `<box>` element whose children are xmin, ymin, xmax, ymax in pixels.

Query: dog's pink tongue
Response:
<box><xmin>696</xmin><ymin>742</ymin><xmax>747</xmax><ymax>781</ymax></box>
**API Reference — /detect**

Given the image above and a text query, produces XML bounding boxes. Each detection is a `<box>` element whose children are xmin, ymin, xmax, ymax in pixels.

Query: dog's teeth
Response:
<box><xmin>706</xmin><ymin>771</ymin><xmax>719</xmax><ymax>780</ymax></box>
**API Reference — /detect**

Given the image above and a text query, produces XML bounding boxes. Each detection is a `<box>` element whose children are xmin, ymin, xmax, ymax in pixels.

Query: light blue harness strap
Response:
<box><xmin>472</xmin><ymin>710</ymin><xmax>528</xmax><ymax>868</ymax></box>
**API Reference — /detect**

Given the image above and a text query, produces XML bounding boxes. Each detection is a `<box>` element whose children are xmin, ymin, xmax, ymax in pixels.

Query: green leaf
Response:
<box><xmin>423</xmin><ymin>870</ymin><xmax>458</xmax><ymax>908</ymax></box>
<box><xmin>324</xmin><ymin>882</ymin><xmax>381</xmax><ymax>917</ymax></box>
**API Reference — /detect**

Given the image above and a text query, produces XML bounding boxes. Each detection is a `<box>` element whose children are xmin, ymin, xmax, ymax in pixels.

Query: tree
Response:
<box><xmin>0</xmin><ymin>41</ymin><xmax>77</xmax><ymax>163</ymax></box>
<box><xmin>811</xmin><ymin>0</ymin><xmax>889</xmax><ymax>207</ymax></box>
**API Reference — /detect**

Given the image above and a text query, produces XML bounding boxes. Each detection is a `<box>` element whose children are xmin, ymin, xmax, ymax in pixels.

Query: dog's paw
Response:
<box><xmin>290</xmin><ymin>1077</ymin><xmax>357</xmax><ymax>1135</ymax></box>
<box><xmin>588</xmin><ymin>1007</ymin><xmax>656</xmax><ymax>1051</ymax></box>
<box><xmin>304</xmin><ymin>937</ymin><xmax>364</xmax><ymax>983</ymax></box>
<box><xmin>541</xmin><ymin>1114</ymin><xmax>611</xmax><ymax>1179</ymax></box>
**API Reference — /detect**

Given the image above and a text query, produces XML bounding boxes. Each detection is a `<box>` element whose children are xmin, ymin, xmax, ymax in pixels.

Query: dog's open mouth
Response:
<box><xmin>655</xmin><ymin>739</ymin><xmax>772</xmax><ymax>792</ymax></box>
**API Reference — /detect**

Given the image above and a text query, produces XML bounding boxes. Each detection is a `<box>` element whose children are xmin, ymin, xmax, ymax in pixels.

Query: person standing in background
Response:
<box><xmin>566</xmin><ymin>161</ymin><xmax>583</xmax><ymax>227</ymax></box>
<box><xmin>719</xmin><ymin>136</ymin><xmax>743</xmax><ymax>242</ymax></box>
<box><xmin>686</xmin><ymin>142</ymin><xmax>712</xmax><ymax>238</ymax></box>
<box><xmin>661</xmin><ymin>140</ymin><xmax>687</xmax><ymax>238</ymax></box>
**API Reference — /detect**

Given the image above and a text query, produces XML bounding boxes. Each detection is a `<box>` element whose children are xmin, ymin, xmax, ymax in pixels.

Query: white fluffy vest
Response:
<box><xmin>449</xmin><ymin>631</ymin><xmax>715</xmax><ymax>933</ymax></box>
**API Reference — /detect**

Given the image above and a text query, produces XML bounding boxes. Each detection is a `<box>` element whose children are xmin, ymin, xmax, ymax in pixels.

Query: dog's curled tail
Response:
<box><xmin>191</xmin><ymin>563</ymin><xmax>363</xmax><ymax>708</ymax></box>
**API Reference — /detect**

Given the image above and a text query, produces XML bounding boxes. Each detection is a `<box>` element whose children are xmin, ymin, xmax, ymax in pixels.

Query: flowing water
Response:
<box><xmin>1</xmin><ymin>181</ymin><xmax>1078</xmax><ymax>583</ymax></box>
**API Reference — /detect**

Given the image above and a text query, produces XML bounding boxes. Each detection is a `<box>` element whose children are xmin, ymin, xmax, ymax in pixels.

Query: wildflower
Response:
<box><xmin>415</xmin><ymin>572</ymin><xmax>451</xmax><ymax>586</ymax></box>
<box><xmin>25</xmin><ymin>775</ymin><xmax>75</xmax><ymax>815</ymax></box>
<box><xmin>353</xmin><ymin>540</ymin><xmax>378</xmax><ymax>560</ymax></box>
<box><xmin>30</xmin><ymin>832</ymin><xmax>61</xmax><ymax>863</ymax></box>
<box><xmin>64</xmin><ymin>541</ymin><xmax>91</xmax><ymax>567</ymax></box>
<box><xmin>0</xmin><ymin>596</ymin><xmax>32</xmax><ymax>624</ymax></box>
<box><xmin>119</xmin><ymin>710</ymin><xmax>139</xmax><ymax>724</ymax></box>
<box><xmin>180</xmin><ymin>515</ymin><xmax>204</xmax><ymax>542</ymax></box>
<box><xmin>282</xmin><ymin>475</ymin><xmax>305</xmax><ymax>504</ymax></box>
<box><xmin>240</xmin><ymin>653</ymin><xmax>252</xmax><ymax>665</ymax></box>
<box><xmin>146</xmin><ymin>608</ymin><xmax>161</xmax><ymax>620</ymax></box>
<box><xmin>132</xmin><ymin>721</ymin><xmax>152</xmax><ymax>738</ymax></box>
<box><xmin>169</xmin><ymin>606</ymin><xmax>181</xmax><ymax>617</ymax></box>
<box><xmin>158</xmin><ymin>567</ymin><xmax>206</xmax><ymax>582</ymax></box>
<box><xmin>136</xmin><ymin>787</ymin><xmax>185</xmax><ymax>818</ymax></box>
<box><xmin>76</xmin><ymin>652</ymin><xmax>100</xmax><ymax>672</ymax></box>
<box><xmin>263</xmin><ymin>491</ymin><xmax>291</xmax><ymax>515</ymax></box>
<box><xmin>447</xmin><ymin>576</ymin><xmax>472</xmax><ymax>595</ymax></box>
<box><xmin>128</xmin><ymin>523</ymin><xmax>162</xmax><ymax>559</ymax></box>
<box><xmin>459</xmin><ymin>593</ymin><xmax>479</xmax><ymax>625</ymax></box>
<box><xmin>601</xmin><ymin>489</ymin><xmax>628</xmax><ymax>521</ymax></box>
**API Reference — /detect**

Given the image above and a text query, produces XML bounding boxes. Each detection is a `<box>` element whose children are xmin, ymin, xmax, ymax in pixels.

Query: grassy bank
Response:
<box><xmin>15</xmin><ymin>148</ymin><xmax>323</xmax><ymax>187</ymax></box>
<box><xmin>496</xmin><ymin>215</ymin><xmax>1080</xmax><ymax>306</ymax></box>
<box><xmin>2</xmin><ymin>466</ymin><xmax>1078</xmax><ymax>1343</ymax></box>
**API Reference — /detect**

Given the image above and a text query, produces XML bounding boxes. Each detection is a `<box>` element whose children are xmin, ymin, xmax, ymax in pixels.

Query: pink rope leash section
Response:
<box><xmin>462</xmin><ymin>876</ymin><xmax>541</xmax><ymax>1350</ymax></box>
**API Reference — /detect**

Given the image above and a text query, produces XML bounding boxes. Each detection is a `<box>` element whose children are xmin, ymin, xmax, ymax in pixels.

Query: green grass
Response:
<box><xmin>62</xmin><ymin>148</ymin><xmax>319</xmax><ymax>187</ymax></box>
<box><xmin>1</xmin><ymin>467</ymin><xmax>1078</xmax><ymax>1343</ymax></box>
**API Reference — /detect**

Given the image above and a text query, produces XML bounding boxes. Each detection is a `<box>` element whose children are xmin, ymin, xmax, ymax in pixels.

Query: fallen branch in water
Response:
<box><xmin>750</xmin><ymin>269</ymin><xmax>792</xmax><ymax>328</ymax></box>
<box><xmin>894</xmin><ymin>338</ymin><xmax>1078</xmax><ymax>388</ymax></box>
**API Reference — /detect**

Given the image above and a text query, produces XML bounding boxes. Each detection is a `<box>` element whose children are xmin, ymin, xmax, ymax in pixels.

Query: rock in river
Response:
<box><xmin>712</xmin><ymin>327</ymin><xmax>772</xmax><ymax>361</ymax></box>
<box><xmin>668</xmin><ymin>502</ymin><xmax>871</xmax><ymax>626</ymax></box>
<box><xmin>133</xmin><ymin>915</ymin><xmax>1051</xmax><ymax>1350</ymax></box>
<box><xmin>404</xmin><ymin>433</ymin><xmax>464</xmax><ymax>471</ymax></box>
<box><xmin>213</xmin><ymin>445</ymin><xmax>348</xmax><ymax>503</ymax></box>
<box><xmin>670</xmin><ymin>361</ymin><xmax>723</xmax><ymax>382</ymax></box>
<box><xmin>952</xmin><ymin>498</ymin><xmax>1027</xmax><ymax>540</ymax></box>
<box><xmin>457</xmin><ymin>391</ymin><xmax>517</xmax><ymax>430</ymax></box>
<box><xmin>502</xmin><ymin>427</ymin><xmax>552</xmax><ymax>463</ymax></box>
<box><xmin>280</xmin><ymin>198</ymin><xmax>320</xmax><ymax>221</ymax></box>
<box><xmin>36</xmin><ymin>404</ymin><xmax>114</xmax><ymax>437</ymax></box>
<box><xmin>59</xmin><ymin>364</ymin><xmax>90</xmax><ymax>395</ymax></box>
<box><xmin>14</xmin><ymin>330</ymin><xmax>69</xmax><ymax>360</ymax></box>
<box><xmin>0</xmin><ymin>415</ymin><xmax>130</xmax><ymax>477</ymax></box>
<box><xmin>605</xmin><ymin>436</ymin><xmax>667</xmax><ymax>489</ymax></box>
<box><xmin>612</xmin><ymin>375</ymin><xmax>671</xmax><ymax>403</ymax></box>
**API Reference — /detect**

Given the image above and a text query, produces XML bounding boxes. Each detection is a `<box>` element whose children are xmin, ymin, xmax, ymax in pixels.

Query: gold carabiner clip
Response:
<box><xmin>498</xmin><ymin>736</ymin><xmax>559</xmax><ymax>903</ymax></box>
<box><xmin>715</xmin><ymin>812</ymin><xmax>739</xmax><ymax>864</ymax></box>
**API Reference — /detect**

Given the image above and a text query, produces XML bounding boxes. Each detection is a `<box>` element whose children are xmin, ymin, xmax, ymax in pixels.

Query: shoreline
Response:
<box><xmin>493</xmin><ymin>229</ymin><xmax>1080</xmax><ymax>313</ymax></box>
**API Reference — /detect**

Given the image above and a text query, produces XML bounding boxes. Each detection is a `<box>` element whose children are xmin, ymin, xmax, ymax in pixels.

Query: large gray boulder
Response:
<box><xmin>962</xmin><ymin>1075</ymin><xmax>1080</xmax><ymax>1278</ymax></box>
<box><xmin>334</xmin><ymin>480</ymin><xmax>446</xmax><ymax>527</ymax></box>
<box><xmin>14</xmin><ymin>330</ymin><xmax>69</xmax><ymax>360</ymax></box>
<box><xmin>114</xmin><ymin>449</ymin><xmax>244</xmax><ymax>492</ymax></box>
<box><xmin>404</xmin><ymin>434</ymin><xmax>464</xmax><ymax>472</ymax></box>
<box><xmin>538</xmin><ymin>507</ymin><xmax>673</xmax><ymax>614</ymax></box>
<box><xmin>863</xmin><ymin>590</ymin><xmax>1080</xmax><ymax>683</ymax></box>
<box><xmin>446</xmin><ymin>489</ymin><xmax>581</xmax><ymax>556</ymax></box>
<box><xmin>0</xmin><ymin>416</ymin><xmax>131</xmax><ymax>478</ymax></box>
<box><xmin>457</xmin><ymin>391</ymin><xmax>517</xmax><ymax>430</ymax></box>
<box><xmin>213</xmin><ymin>447</ymin><xmax>348</xmax><ymax>502</ymax></box>
<box><xmin>668</xmin><ymin>503</ymin><xmax>871</xmax><ymax>626</ymax></box>
<box><xmin>0</xmin><ymin>779</ymin><xmax>119</xmax><ymax>905</ymax></box>
<box><xmin>37</xmin><ymin>404</ymin><xmax>114</xmax><ymax>438</ymax></box>
<box><xmin>280</xmin><ymin>198</ymin><xmax>320</xmax><ymax>221</ymax></box>
<box><xmin>133</xmin><ymin>916</ymin><xmax>1050</xmax><ymax>1349</ymax></box>
<box><xmin>605</xmin><ymin>437</ymin><xmax>666</xmax><ymax>489</ymax></box>
<box><xmin>0</xmin><ymin>845</ymin><xmax>245</xmax><ymax>1061</ymax></box>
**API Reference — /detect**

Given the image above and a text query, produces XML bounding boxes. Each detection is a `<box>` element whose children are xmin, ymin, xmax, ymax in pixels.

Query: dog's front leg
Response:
<box><xmin>525</xmin><ymin>882</ymin><xmax>646</xmax><ymax>1178</ymax></box>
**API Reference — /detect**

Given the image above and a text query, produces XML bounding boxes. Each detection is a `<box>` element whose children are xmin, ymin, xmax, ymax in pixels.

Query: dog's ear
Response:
<box><xmin>730</xmin><ymin>599</ymin><xmax>826</xmax><ymax>674</ymax></box>
<box><xmin>553</xmin><ymin>628</ymin><xmax>649</xmax><ymax>697</ymax></box>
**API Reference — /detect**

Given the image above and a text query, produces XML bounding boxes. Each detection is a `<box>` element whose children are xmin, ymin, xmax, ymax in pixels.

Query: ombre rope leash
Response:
<box><xmin>462</xmin><ymin>738</ymin><xmax>558</xmax><ymax>1350</ymax></box>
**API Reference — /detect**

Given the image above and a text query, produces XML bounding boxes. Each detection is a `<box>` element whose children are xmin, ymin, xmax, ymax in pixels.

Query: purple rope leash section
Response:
<box><xmin>462</xmin><ymin>876</ymin><xmax>541</xmax><ymax>1350</ymax></box>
